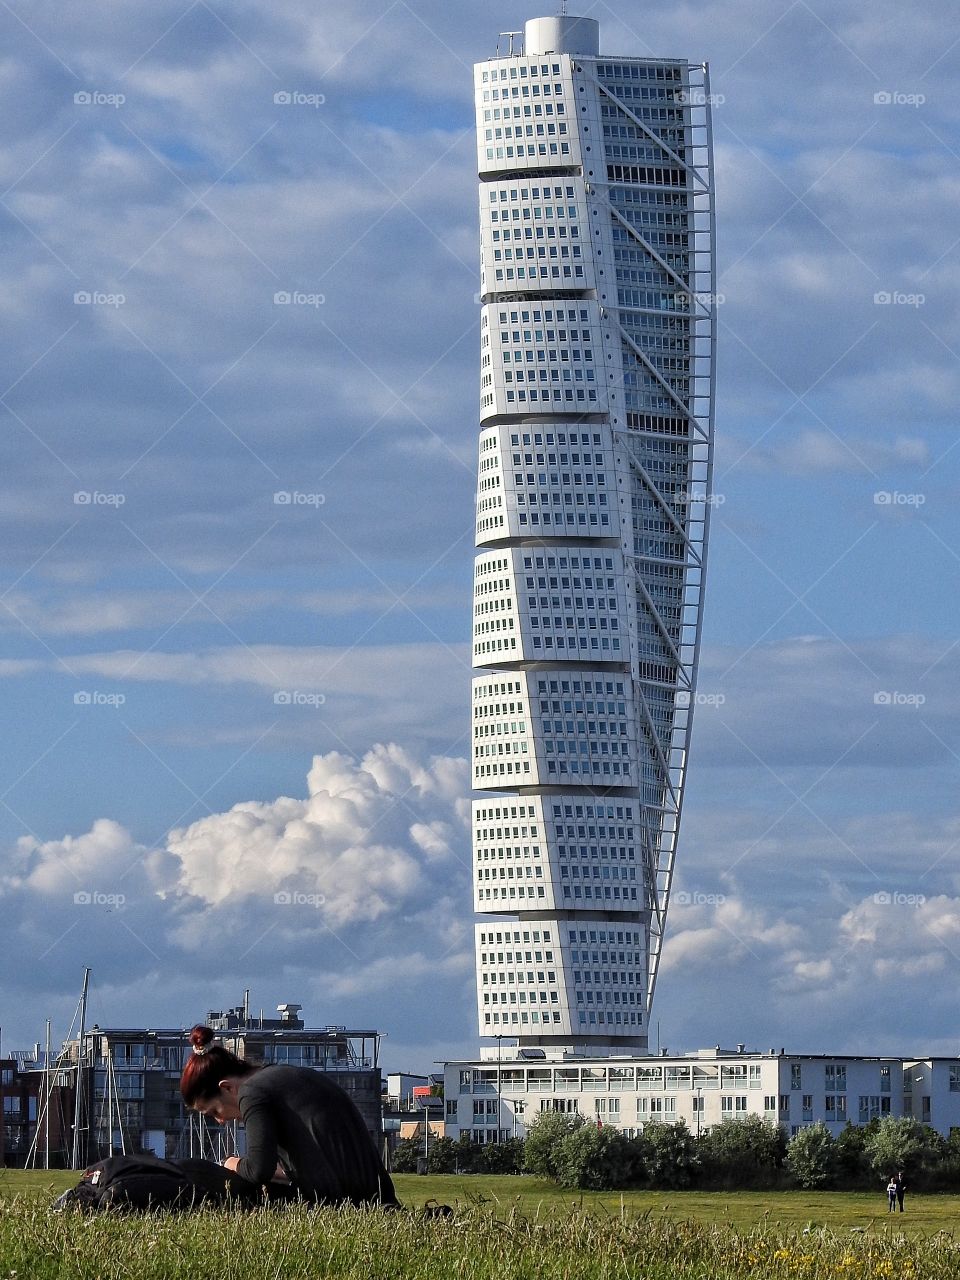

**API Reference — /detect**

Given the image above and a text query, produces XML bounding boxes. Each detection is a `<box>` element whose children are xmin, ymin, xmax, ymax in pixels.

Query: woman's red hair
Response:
<box><xmin>179</xmin><ymin>1025</ymin><xmax>256</xmax><ymax>1105</ymax></box>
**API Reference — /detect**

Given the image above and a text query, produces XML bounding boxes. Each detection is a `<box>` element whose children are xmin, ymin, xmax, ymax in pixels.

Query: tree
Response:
<box><xmin>697</xmin><ymin>1115</ymin><xmax>787</xmax><ymax>1189</ymax></box>
<box><xmin>786</xmin><ymin>1123</ymin><xmax>837</xmax><ymax>1189</ymax></box>
<box><xmin>554</xmin><ymin>1124</ymin><xmax>638</xmax><ymax>1190</ymax></box>
<box><xmin>863</xmin><ymin>1117</ymin><xmax>939</xmax><ymax>1187</ymax></box>
<box><xmin>453</xmin><ymin>1132</ymin><xmax>480</xmax><ymax>1173</ymax></box>
<box><xmin>524</xmin><ymin>1110</ymin><xmax>585</xmax><ymax>1179</ymax></box>
<box><xmin>389</xmin><ymin>1137</ymin><xmax>422</xmax><ymax>1173</ymax></box>
<box><xmin>426</xmin><ymin>1136</ymin><xmax>458</xmax><ymax>1174</ymax></box>
<box><xmin>834</xmin><ymin>1122</ymin><xmax>871</xmax><ymax>1188</ymax></box>
<box><xmin>475</xmin><ymin>1138</ymin><xmax>524</xmax><ymax>1174</ymax></box>
<box><xmin>634</xmin><ymin>1121</ymin><xmax>698</xmax><ymax>1189</ymax></box>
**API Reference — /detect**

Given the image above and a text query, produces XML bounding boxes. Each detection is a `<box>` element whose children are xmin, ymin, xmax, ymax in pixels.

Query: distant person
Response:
<box><xmin>180</xmin><ymin>1025</ymin><xmax>399</xmax><ymax>1207</ymax></box>
<box><xmin>886</xmin><ymin>1175</ymin><xmax>898</xmax><ymax>1212</ymax></box>
<box><xmin>895</xmin><ymin>1170</ymin><xmax>906</xmax><ymax>1213</ymax></box>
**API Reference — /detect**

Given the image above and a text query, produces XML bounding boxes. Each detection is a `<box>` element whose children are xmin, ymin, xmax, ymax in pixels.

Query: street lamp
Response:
<box><xmin>421</xmin><ymin>1095</ymin><xmax>431</xmax><ymax>1164</ymax></box>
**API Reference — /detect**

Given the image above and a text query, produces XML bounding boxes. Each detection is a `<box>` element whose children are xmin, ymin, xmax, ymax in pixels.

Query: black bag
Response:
<box><xmin>50</xmin><ymin>1153</ymin><xmax>264</xmax><ymax>1213</ymax></box>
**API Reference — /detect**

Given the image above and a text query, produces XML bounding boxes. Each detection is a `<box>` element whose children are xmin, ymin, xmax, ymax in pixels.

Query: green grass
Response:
<box><xmin>397</xmin><ymin>1176</ymin><xmax>960</xmax><ymax>1235</ymax></box>
<box><xmin>2</xmin><ymin>1171</ymin><xmax>960</xmax><ymax>1279</ymax></box>
<box><xmin>2</xmin><ymin>1169</ymin><xmax>959</xmax><ymax>1236</ymax></box>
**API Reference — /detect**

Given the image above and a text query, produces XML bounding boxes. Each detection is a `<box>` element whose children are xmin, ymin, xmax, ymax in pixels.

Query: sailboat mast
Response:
<box><xmin>70</xmin><ymin>967</ymin><xmax>91</xmax><ymax>1169</ymax></box>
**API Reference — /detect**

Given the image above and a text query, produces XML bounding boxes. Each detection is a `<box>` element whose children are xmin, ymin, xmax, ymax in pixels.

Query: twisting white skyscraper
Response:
<box><xmin>471</xmin><ymin>16</ymin><xmax>716</xmax><ymax>1051</ymax></box>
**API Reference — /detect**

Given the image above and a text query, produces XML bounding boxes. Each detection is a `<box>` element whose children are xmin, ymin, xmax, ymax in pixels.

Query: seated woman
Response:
<box><xmin>180</xmin><ymin>1025</ymin><xmax>399</xmax><ymax>1208</ymax></box>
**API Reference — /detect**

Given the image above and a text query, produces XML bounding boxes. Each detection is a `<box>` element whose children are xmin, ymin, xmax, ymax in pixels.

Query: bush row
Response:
<box><xmin>392</xmin><ymin>1114</ymin><xmax>960</xmax><ymax>1192</ymax></box>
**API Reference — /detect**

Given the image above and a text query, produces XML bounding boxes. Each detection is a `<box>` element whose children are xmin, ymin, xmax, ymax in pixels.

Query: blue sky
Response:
<box><xmin>1</xmin><ymin>0</ymin><xmax>958</xmax><ymax>1071</ymax></box>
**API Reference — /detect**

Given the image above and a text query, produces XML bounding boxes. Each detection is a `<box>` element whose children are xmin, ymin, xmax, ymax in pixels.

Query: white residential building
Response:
<box><xmin>471</xmin><ymin>15</ymin><xmax>716</xmax><ymax>1052</ymax></box>
<box><xmin>443</xmin><ymin>1048</ymin><xmax>960</xmax><ymax>1142</ymax></box>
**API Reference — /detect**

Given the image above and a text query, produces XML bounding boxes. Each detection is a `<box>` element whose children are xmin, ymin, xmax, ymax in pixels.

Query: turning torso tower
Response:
<box><xmin>471</xmin><ymin>15</ymin><xmax>716</xmax><ymax>1052</ymax></box>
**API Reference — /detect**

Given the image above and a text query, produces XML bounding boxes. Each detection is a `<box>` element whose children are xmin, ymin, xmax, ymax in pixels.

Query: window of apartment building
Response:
<box><xmin>859</xmin><ymin>1096</ymin><xmax>881</xmax><ymax>1123</ymax></box>
<box><xmin>161</xmin><ymin>1047</ymin><xmax>184</xmax><ymax>1072</ymax></box>
<box><xmin>764</xmin><ymin>1096</ymin><xmax>776</xmax><ymax>1112</ymax></box>
<box><xmin>790</xmin><ymin>1063</ymin><xmax>802</xmax><ymax>1090</ymax></box>
<box><xmin>779</xmin><ymin>1095</ymin><xmax>791</xmax><ymax>1114</ymax></box>
<box><xmin>824</xmin><ymin>1095</ymin><xmax>847</xmax><ymax>1119</ymax></box>
<box><xmin>720</xmin><ymin>1096</ymin><xmax>746</xmax><ymax>1114</ymax></box>
<box><xmin>2</xmin><ymin>1097</ymin><xmax>20</xmax><ymax>1116</ymax></box>
<box><xmin>692</xmin><ymin>1095</ymin><xmax>704</xmax><ymax>1114</ymax></box>
<box><xmin>825</xmin><ymin>1064</ymin><xmax>846</xmax><ymax>1092</ymax></box>
<box><xmin>446</xmin><ymin>1100</ymin><xmax>458</xmax><ymax>1117</ymax></box>
<box><xmin>460</xmin><ymin>1070</ymin><xmax>472</xmax><ymax>1093</ymax></box>
<box><xmin>749</xmin><ymin>1065</ymin><xmax>762</xmax><ymax>1088</ymax></box>
<box><xmin>950</xmin><ymin>1066</ymin><xmax>960</xmax><ymax>1093</ymax></box>
<box><xmin>880</xmin><ymin>1065</ymin><xmax>891</xmax><ymax>1093</ymax></box>
<box><xmin>595</xmin><ymin>1097</ymin><xmax>621</xmax><ymax>1119</ymax></box>
<box><xmin>801</xmin><ymin>1095</ymin><xmax>813</xmax><ymax>1122</ymax></box>
<box><xmin>0</xmin><ymin>1069</ymin><xmax>12</xmax><ymax>1085</ymax></box>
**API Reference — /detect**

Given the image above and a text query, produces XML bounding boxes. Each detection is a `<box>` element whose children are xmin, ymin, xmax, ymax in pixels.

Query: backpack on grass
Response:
<box><xmin>50</xmin><ymin>1153</ymin><xmax>265</xmax><ymax>1213</ymax></box>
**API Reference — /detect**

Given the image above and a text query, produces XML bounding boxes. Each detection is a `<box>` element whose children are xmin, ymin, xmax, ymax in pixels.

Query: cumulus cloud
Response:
<box><xmin>0</xmin><ymin>745</ymin><xmax>474</xmax><ymax>1054</ymax></box>
<box><xmin>166</xmin><ymin>743</ymin><xmax>467</xmax><ymax>924</ymax></box>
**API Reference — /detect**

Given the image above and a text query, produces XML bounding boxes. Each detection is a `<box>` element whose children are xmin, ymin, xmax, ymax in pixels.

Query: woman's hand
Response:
<box><xmin>222</xmin><ymin>1155</ymin><xmax>241</xmax><ymax>1173</ymax></box>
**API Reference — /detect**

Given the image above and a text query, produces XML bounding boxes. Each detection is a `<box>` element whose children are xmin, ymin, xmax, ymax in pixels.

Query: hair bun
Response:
<box><xmin>189</xmin><ymin>1024</ymin><xmax>215</xmax><ymax>1050</ymax></box>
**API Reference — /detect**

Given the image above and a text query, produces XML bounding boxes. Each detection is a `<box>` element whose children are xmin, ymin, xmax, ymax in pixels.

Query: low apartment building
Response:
<box><xmin>443</xmin><ymin>1047</ymin><xmax>960</xmax><ymax>1142</ymax></box>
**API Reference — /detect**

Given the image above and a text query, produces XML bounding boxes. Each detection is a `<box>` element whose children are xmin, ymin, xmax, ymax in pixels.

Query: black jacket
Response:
<box><xmin>236</xmin><ymin>1065</ymin><xmax>398</xmax><ymax>1206</ymax></box>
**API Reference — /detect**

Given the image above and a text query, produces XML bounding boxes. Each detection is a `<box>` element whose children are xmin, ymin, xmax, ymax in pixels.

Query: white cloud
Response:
<box><xmin>726</xmin><ymin>427</ymin><xmax>930</xmax><ymax>475</ymax></box>
<box><xmin>6</xmin><ymin>817</ymin><xmax>144</xmax><ymax>896</ymax></box>
<box><xmin>165</xmin><ymin>744</ymin><xmax>468</xmax><ymax>925</ymax></box>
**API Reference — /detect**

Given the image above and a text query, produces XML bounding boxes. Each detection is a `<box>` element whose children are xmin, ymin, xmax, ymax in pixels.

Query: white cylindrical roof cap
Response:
<box><xmin>524</xmin><ymin>16</ymin><xmax>600</xmax><ymax>56</ymax></box>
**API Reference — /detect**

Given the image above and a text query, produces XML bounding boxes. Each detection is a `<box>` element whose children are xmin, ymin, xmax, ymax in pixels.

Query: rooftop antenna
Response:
<box><xmin>497</xmin><ymin>30</ymin><xmax>523</xmax><ymax>57</ymax></box>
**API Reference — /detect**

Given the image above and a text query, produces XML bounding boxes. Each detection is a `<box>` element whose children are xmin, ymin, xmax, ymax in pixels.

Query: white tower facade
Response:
<box><xmin>472</xmin><ymin>17</ymin><xmax>716</xmax><ymax>1051</ymax></box>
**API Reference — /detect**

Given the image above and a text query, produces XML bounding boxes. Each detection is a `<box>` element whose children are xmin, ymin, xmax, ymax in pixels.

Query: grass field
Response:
<box><xmin>2</xmin><ymin>1170</ymin><xmax>959</xmax><ymax>1278</ymax></box>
